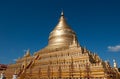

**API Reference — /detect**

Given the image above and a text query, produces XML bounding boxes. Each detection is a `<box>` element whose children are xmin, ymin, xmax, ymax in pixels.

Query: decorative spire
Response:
<box><xmin>24</xmin><ymin>49</ymin><xmax>31</xmax><ymax>57</ymax></box>
<box><xmin>113</xmin><ymin>59</ymin><xmax>117</xmax><ymax>68</ymax></box>
<box><xmin>61</xmin><ymin>11</ymin><xmax>64</xmax><ymax>16</ymax></box>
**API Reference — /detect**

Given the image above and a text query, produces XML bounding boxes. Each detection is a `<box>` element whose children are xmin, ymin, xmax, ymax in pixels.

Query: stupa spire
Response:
<box><xmin>24</xmin><ymin>49</ymin><xmax>31</xmax><ymax>57</ymax></box>
<box><xmin>61</xmin><ymin>11</ymin><xmax>64</xmax><ymax>16</ymax></box>
<box><xmin>113</xmin><ymin>59</ymin><xmax>117</xmax><ymax>68</ymax></box>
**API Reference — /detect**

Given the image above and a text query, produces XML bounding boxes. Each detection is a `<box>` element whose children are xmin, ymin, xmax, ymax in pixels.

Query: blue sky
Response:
<box><xmin>0</xmin><ymin>0</ymin><xmax>120</xmax><ymax>67</ymax></box>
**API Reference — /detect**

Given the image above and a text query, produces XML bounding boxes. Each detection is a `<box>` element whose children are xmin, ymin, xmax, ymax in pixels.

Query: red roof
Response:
<box><xmin>0</xmin><ymin>64</ymin><xmax>7</xmax><ymax>70</ymax></box>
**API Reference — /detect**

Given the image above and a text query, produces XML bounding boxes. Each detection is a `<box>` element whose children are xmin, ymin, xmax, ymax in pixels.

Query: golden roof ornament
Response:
<box><xmin>61</xmin><ymin>11</ymin><xmax>64</xmax><ymax>16</ymax></box>
<box><xmin>24</xmin><ymin>49</ymin><xmax>31</xmax><ymax>57</ymax></box>
<box><xmin>113</xmin><ymin>59</ymin><xmax>117</xmax><ymax>68</ymax></box>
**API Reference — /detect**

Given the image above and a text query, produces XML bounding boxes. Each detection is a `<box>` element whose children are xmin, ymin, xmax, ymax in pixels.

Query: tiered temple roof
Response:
<box><xmin>4</xmin><ymin>11</ymin><xmax>120</xmax><ymax>79</ymax></box>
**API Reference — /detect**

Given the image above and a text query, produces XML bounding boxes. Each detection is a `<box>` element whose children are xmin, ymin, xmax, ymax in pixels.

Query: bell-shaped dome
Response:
<box><xmin>48</xmin><ymin>11</ymin><xmax>79</xmax><ymax>49</ymax></box>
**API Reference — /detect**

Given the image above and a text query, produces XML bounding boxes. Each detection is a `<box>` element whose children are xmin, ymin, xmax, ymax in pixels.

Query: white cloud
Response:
<box><xmin>108</xmin><ymin>45</ymin><xmax>120</xmax><ymax>52</ymax></box>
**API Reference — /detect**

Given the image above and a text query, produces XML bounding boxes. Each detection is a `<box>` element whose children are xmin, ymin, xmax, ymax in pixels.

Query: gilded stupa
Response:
<box><xmin>36</xmin><ymin>11</ymin><xmax>79</xmax><ymax>54</ymax></box>
<box><xmin>5</xmin><ymin>12</ymin><xmax>120</xmax><ymax>79</ymax></box>
<box><xmin>48</xmin><ymin>12</ymin><xmax>79</xmax><ymax>48</ymax></box>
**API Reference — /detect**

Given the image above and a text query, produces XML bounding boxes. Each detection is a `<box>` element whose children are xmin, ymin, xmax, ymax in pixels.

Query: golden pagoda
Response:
<box><xmin>5</xmin><ymin>12</ymin><xmax>120</xmax><ymax>79</ymax></box>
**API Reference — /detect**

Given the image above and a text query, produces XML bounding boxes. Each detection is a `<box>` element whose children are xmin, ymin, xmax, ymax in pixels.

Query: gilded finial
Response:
<box><xmin>24</xmin><ymin>49</ymin><xmax>31</xmax><ymax>57</ymax></box>
<box><xmin>113</xmin><ymin>59</ymin><xmax>117</xmax><ymax>68</ymax></box>
<box><xmin>61</xmin><ymin>11</ymin><xmax>64</xmax><ymax>16</ymax></box>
